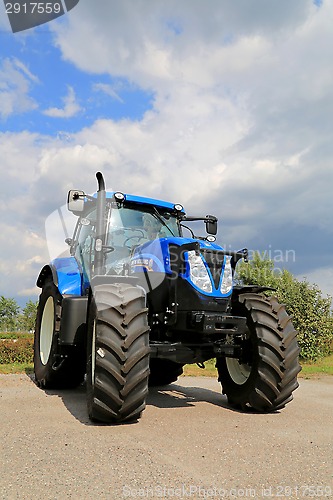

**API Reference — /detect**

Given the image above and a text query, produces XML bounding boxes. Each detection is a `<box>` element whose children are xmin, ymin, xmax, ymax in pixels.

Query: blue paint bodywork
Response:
<box><xmin>99</xmin><ymin>192</ymin><xmax>185</xmax><ymax>213</ymax></box>
<box><xmin>131</xmin><ymin>237</ymin><xmax>232</xmax><ymax>298</ymax></box>
<box><xmin>50</xmin><ymin>257</ymin><xmax>82</xmax><ymax>295</ymax></box>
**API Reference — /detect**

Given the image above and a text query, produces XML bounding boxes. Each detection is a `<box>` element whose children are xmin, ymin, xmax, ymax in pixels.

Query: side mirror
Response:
<box><xmin>67</xmin><ymin>190</ymin><xmax>85</xmax><ymax>213</ymax></box>
<box><xmin>205</xmin><ymin>215</ymin><xmax>218</xmax><ymax>235</ymax></box>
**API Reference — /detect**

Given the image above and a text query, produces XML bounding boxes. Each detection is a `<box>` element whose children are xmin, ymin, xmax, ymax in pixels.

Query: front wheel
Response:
<box><xmin>86</xmin><ymin>283</ymin><xmax>150</xmax><ymax>423</ymax></box>
<box><xmin>217</xmin><ymin>293</ymin><xmax>301</xmax><ymax>412</ymax></box>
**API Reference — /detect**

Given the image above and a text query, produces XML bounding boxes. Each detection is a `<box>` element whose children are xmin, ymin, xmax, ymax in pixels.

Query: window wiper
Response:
<box><xmin>152</xmin><ymin>208</ymin><xmax>175</xmax><ymax>236</ymax></box>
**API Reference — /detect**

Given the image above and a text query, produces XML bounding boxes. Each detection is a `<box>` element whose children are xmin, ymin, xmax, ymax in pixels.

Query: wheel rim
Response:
<box><xmin>40</xmin><ymin>297</ymin><xmax>54</xmax><ymax>365</ymax></box>
<box><xmin>226</xmin><ymin>358</ymin><xmax>252</xmax><ymax>385</ymax></box>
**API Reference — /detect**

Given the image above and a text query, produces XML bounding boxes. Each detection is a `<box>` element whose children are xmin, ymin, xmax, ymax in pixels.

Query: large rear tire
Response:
<box><xmin>34</xmin><ymin>281</ymin><xmax>85</xmax><ymax>389</ymax></box>
<box><xmin>87</xmin><ymin>283</ymin><xmax>150</xmax><ymax>423</ymax></box>
<box><xmin>216</xmin><ymin>293</ymin><xmax>301</xmax><ymax>412</ymax></box>
<box><xmin>149</xmin><ymin>359</ymin><xmax>184</xmax><ymax>386</ymax></box>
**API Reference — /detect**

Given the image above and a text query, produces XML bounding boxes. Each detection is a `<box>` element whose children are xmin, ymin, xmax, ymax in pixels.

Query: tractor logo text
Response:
<box><xmin>131</xmin><ymin>258</ymin><xmax>154</xmax><ymax>272</ymax></box>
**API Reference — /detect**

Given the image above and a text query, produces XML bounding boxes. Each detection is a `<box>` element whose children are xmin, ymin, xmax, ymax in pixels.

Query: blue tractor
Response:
<box><xmin>34</xmin><ymin>173</ymin><xmax>300</xmax><ymax>423</ymax></box>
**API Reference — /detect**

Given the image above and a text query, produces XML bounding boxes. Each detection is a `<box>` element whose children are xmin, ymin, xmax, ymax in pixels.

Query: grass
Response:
<box><xmin>2</xmin><ymin>358</ymin><xmax>332</xmax><ymax>377</ymax></box>
<box><xmin>183</xmin><ymin>356</ymin><xmax>333</xmax><ymax>378</ymax></box>
<box><xmin>0</xmin><ymin>363</ymin><xmax>34</xmax><ymax>374</ymax></box>
<box><xmin>0</xmin><ymin>335</ymin><xmax>332</xmax><ymax>378</ymax></box>
<box><xmin>183</xmin><ymin>359</ymin><xmax>217</xmax><ymax>377</ymax></box>
<box><xmin>300</xmin><ymin>354</ymin><xmax>333</xmax><ymax>378</ymax></box>
<box><xmin>0</xmin><ymin>357</ymin><xmax>333</xmax><ymax>376</ymax></box>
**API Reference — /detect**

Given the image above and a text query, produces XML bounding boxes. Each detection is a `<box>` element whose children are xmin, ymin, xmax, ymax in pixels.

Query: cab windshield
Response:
<box><xmin>75</xmin><ymin>204</ymin><xmax>181</xmax><ymax>277</ymax></box>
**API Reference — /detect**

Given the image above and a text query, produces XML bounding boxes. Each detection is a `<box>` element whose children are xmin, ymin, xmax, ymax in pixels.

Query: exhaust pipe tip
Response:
<box><xmin>96</xmin><ymin>171</ymin><xmax>105</xmax><ymax>192</ymax></box>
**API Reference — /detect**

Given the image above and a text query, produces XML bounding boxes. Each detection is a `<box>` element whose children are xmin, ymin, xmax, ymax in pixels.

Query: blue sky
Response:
<box><xmin>0</xmin><ymin>28</ymin><xmax>153</xmax><ymax>135</ymax></box>
<box><xmin>0</xmin><ymin>0</ymin><xmax>332</xmax><ymax>306</ymax></box>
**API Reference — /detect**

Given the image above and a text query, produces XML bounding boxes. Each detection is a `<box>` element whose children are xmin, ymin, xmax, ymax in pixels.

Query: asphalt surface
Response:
<box><xmin>0</xmin><ymin>374</ymin><xmax>332</xmax><ymax>499</ymax></box>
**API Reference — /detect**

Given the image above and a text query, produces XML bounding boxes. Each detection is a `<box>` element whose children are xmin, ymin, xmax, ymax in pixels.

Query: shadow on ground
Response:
<box><xmin>28</xmin><ymin>373</ymin><xmax>243</xmax><ymax>425</ymax></box>
<box><xmin>147</xmin><ymin>383</ymin><xmax>229</xmax><ymax>410</ymax></box>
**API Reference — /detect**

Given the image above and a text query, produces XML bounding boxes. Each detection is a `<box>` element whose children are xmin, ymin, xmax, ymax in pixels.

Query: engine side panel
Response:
<box><xmin>59</xmin><ymin>295</ymin><xmax>88</xmax><ymax>345</ymax></box>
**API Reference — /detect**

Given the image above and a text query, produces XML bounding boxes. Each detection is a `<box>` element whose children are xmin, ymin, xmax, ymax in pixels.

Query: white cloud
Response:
<box><xmin>52</xmin><ymin>0</ymin><xmax>315</xmax><ymax>87</ymax></box>
<box><xmin>0</xmin><ymin>221</ymin><xmax>48</xmax><ymax>300</ymax></box>
<box><xmin>0</xmin><ymin>58</ymin><xmax>38</xmax><ymax>119</ymax></box>
<box><xmin>1</xmin><ymin>0</ymin><xmax>333</xmax><ymax>302</ymax></box>
<box><xmin>93</xmin><ymin>83</ymin><xmax>124</xmax><ymax>103</ymax></box>
<box><xmin>43</xmin><ymin>86</ymin><xmax>82</xmax><ymax>118</ymax></box>
<box><xmin>12</xmin><ymin>58</ymin><xmax>39</xmax><ymax>84</ymax></box>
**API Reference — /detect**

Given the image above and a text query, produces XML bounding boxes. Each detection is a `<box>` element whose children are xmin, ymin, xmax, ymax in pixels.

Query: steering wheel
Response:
<box><xmin>124</xmin><ymin>229</ymin><xmax>145</xmax><ymax>248</ymax></box>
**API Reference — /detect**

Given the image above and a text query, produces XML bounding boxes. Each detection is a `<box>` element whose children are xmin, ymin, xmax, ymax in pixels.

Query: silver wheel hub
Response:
<box><xmin>226</xmin><ymin>358</ymin><xmax>251</xmax><ymax>385</ymax></box>
<box><xmin>40</xmin><ymin>297</ymin><xmax>54</xmax><ymax>365</ymax></box>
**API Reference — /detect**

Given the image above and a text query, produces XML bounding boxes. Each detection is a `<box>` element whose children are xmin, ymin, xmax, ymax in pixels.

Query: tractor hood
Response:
<box><xmin>130</xmin><ymin>237</ymin><xmax>233</xmax><ymax>297</ymax></box>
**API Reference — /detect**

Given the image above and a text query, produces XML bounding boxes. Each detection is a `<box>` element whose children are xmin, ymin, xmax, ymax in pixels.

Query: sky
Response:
<box><xmin>0</xmin><ymin>0</ymin><xmax>332</xmax><ymax>306</ymax></box>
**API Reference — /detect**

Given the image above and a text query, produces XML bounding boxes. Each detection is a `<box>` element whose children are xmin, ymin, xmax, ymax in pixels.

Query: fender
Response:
<box><xmin>36</xmin><ymin>257</ymin><xmax>83</xmax><ymax>296</ymax></box>
<box><xmin>37</xmin><ymin>258</ymin><xmax>85</xmax><ymax>346</ymax></box>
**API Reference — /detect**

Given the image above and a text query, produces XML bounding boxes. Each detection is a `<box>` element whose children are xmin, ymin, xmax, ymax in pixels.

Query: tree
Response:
<box><xmin>19</xmin><ymin>300</ymin><xmax>38</xmax><ymax>332</ymax></box>
<box><xmin>0</xmin><ymin>296</ymin><xmax>20</xmax><ymax>332</ymax></box>
<box><xmin>236</xmin><ymin>252</ymin><xmax>333</xmax><ymax>360</ymax></box>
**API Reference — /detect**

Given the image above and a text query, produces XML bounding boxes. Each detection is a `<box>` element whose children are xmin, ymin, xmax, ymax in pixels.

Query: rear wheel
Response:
<box><xmin>34</xmin><ymin>281</ymin><xmax>85</xmax><ymax>389</ymax></box>
<box><xmin>149</xmin><ymin>359</ymin><xmax>184</xmax><ymax>386</ymax></box>
<box><xmin>216</xmin><ymin>293</ymin><xmax>301</xmax><ymax>412</ymax></box>
<box><xmin>87</xmin><ymin>283</ymin><xmax>150</xmax><ymax>423</ymax></box>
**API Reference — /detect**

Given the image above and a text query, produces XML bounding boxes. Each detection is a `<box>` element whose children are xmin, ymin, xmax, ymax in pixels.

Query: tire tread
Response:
<box><xmin>217</xmin><ymin>293</ymin><xmax>301</xmax><ymax>412</ymax></box>
<box><xmin>87</xmin><ymin>283</ymin><xmax>150</xmax><ymax>423</ymax></box>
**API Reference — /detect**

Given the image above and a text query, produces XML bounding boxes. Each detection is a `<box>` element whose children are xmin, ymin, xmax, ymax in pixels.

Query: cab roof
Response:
<box><xmin>94</xmin><ymin>191</ymin><xmax>185</xmax><ymax>213</ymax></box>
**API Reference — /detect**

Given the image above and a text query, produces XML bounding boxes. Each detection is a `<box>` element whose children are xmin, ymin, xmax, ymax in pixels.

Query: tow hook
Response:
<box><xmin>52</xmin><ymin>356</ymin><xmax>66</xmax><ymax>372</ymax></box>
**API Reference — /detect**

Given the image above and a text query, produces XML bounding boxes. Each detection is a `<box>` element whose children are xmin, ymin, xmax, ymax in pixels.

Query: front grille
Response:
<box><xmin>201</xmin><ymin>250</ymin><xmax>224</xmax><ymax>289</ymax></box>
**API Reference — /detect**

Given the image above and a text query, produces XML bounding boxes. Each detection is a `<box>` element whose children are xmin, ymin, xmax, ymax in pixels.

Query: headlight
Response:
<box><xmin>220</xmin><ymin>256</ymin><xmax>233</xmax><ymax>295</ymax></box>
<box><xmin>187</xmin><ymin>251</ymin><xmax>212</xmax><ymax>293</ymax></box>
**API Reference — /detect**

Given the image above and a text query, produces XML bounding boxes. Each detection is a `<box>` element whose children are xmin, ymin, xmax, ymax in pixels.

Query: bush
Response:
<box><xmin>236</xmin><ymin>253</ymin><xmax>333</xmax><ymax>361</ymax></box>
<box><xmin>0</xmin><ymin>332</ymin><xmax>33</xmax><ymax>340</ymax></box>
<box><xmin>0</xmin><ymin>338</ymin><xmax>34</xmax><ymax>364</ymax></box>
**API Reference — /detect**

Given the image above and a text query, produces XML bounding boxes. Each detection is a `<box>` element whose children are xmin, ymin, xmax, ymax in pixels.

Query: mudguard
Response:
<box><xmin>36</xmin><ymin>257</ymin><xmax>83</xmax><ymax>296</ymax></box>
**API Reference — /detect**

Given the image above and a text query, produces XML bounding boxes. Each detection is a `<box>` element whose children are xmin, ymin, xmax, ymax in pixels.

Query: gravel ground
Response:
<box><xmin>0</xmin><ymin>374</ymin><xmax>332</xmax><ymax>499</ymax></box>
